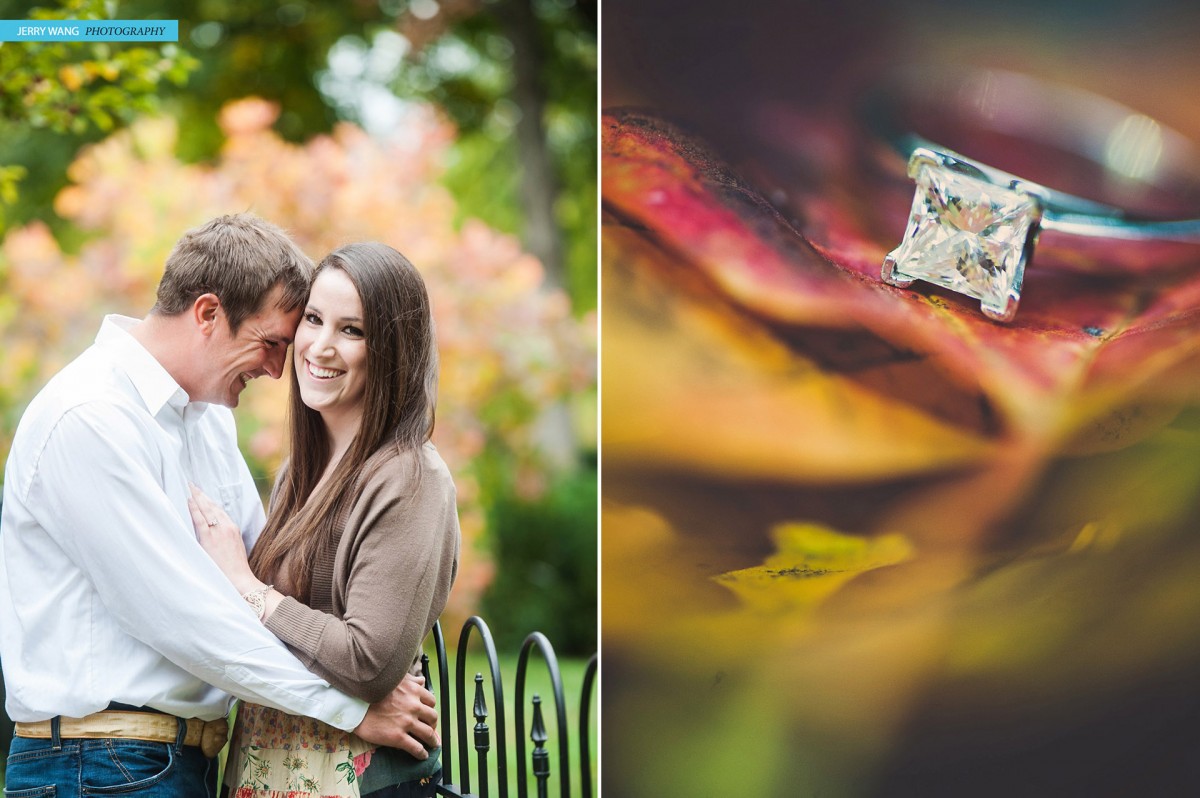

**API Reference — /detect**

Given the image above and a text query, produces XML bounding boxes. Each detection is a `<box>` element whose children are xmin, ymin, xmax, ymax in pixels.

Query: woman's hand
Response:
<box><xmin>188</xmin><ymin>484</ymin><xmax>262</xmax><ymax>596</ymax></box>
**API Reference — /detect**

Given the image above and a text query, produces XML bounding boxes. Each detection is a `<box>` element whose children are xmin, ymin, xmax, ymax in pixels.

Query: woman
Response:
<box><xmin>188</xmin><ymin>242</ymin><xmax>461</xmax><ymax>798</ymax></box>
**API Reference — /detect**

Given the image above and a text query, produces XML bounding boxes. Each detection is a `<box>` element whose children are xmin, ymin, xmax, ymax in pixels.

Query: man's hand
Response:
<box><xmin>354</xmin><ymin>672</ymin><xmax>439</xmax><ymax>758</ymax></box>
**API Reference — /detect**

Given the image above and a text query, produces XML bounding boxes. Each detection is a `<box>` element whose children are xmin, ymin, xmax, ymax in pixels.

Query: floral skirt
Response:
<box><xmin>224</xmin><ymin>703</ymin><xmax>441</xmax><ymax>798</ymax></box>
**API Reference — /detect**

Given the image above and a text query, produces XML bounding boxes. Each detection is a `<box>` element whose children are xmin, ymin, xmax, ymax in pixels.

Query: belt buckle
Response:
<box><xmin>200</xmin><ymin>719</ymin><xmax>229</xmax><ymax>758</ymax></box>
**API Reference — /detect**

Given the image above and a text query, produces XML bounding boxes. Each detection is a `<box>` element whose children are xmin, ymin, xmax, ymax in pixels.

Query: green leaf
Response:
<box><xmin>715</xmin><ymin>523</ymin><xmax>914</xmax><ymax>615</ymax></box>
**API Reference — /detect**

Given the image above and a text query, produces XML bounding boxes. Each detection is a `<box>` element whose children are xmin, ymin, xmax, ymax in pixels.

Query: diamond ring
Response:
<box><xmin>207</xmin><ymin>518</ymin><xmax>219</xmax><ymax>527</ymax></box>
<box><xmin>863</xmin><ymin>69</ymin><xmax>1200</xmax><ymax>322</ymax></box>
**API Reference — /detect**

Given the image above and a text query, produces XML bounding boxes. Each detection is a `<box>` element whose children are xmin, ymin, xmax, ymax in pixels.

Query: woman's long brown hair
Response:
<box><xmin>248</xmin><ymin>242</ymin><xmax>438</xmax><ymax>601</ymax></box>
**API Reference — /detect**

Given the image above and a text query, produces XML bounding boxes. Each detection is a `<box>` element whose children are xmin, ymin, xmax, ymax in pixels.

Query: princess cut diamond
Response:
<box><xmin>883</xmin><ymin>150</ymin><xmax>1042</xmax><ymax>322</ymax></box>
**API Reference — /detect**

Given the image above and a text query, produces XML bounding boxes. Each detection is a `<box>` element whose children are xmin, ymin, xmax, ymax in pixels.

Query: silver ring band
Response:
<box><xmin>861</xmin><ymin>68</ymin><xmax>1200</xmax><ymax>320</ymax></box>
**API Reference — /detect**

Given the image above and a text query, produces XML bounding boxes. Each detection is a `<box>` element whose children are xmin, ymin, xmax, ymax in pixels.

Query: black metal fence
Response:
<box><xmin>424</xmin><ymin>617</ymin><xmax>598</xmax><ymax>798</ymax></box>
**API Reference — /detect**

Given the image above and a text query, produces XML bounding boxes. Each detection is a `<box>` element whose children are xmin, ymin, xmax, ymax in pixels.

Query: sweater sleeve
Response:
<box><xmin>265</xmin><ymin>449</ymin><xmax>461</xmax><ymax>703</ymax></box>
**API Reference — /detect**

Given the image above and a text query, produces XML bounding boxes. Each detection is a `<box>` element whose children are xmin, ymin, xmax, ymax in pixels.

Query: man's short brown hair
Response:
<box><xmin>152</xmin><ymin>213</ymin><xmax>313</xmax><ymax>331</ymax></box>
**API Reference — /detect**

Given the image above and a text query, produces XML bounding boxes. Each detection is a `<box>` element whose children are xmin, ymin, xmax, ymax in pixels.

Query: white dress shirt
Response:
<box><xmin>0</xmin><ymin>315</ymin><xmax>367</xmax><ymax>729</ymax></box>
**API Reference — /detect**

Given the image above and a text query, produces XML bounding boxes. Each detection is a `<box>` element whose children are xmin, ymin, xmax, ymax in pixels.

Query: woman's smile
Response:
<box><xmin>305</xmin><ymin>361</ymin><xmax>346</xmax><ymax>380</ymax></box>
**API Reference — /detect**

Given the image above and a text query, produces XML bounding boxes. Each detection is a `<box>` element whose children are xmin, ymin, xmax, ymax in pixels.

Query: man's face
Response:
<box><xmin>200</xmin><ymin>284</ymin><xmax>303</xmax><ymax>408</ymax></box>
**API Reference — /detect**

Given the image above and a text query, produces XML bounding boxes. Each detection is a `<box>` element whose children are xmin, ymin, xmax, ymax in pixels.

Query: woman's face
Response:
<box><xmin>294</xmin><ymin>268</ymin><xmax>369</xmax><ymax>426</ymax></box>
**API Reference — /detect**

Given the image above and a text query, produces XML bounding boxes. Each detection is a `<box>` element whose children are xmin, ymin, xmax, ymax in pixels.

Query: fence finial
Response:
<box><xmin>473</xmin><ymin>672</ymin><xmax>492</xmax><ymax>798</ymax></box>
<box><xmin>532</xmin><ymin>694</ymin><xmax>551</xmax><ymax>798</ymax></box>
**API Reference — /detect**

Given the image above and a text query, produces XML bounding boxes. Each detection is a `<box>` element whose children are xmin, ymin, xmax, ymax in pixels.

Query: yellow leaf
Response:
<box><xmin>715</xmin><ymin>522</ymin><xmax>914</xmax><ymax>615</ymax></box>
<box><xmin>59</xmin><ymin>64</ymin><xmax>84</xmax><ymax>91</ymax></box>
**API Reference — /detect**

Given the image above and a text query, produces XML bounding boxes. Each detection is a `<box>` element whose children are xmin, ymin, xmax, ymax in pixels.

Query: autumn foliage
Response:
<box><xmin>602</xmin><ymin>107</ymin><xmax>1200</xmax><ymax>794</ymax></box>
<box><xmin>0</xmin><ymin>98</ymin><xmax>595</xmax><ymax>625</ymax></box>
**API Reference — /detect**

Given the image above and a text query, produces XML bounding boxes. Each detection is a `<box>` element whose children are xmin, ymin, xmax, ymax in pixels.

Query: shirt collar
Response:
<box><xmin>95</xmin><ymin>315</ymin><xmax>209</xmax><ymax>421</ymax></box>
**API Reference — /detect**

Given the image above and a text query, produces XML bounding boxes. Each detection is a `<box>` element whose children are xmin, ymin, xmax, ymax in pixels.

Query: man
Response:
<box><xmin>0</xmin><ymin>214</ymin><xmax>438</xmax><ymax>797</ymax></box>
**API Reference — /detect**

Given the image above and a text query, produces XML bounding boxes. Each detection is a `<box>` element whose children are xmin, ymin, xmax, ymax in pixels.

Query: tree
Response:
<box><xmin>132</xmin><ymin>0</ymin><xmax>599</xmax><ymax>309</ymax></box>
<box><xmin>0</xmin><ymin>0</ymin><xmax>195</xmax><ymax>230</ymax></box>
<box><xmin>389</xmin><ymin>0</ymin><xmax>597</xmax><ymax>307</ymax></box>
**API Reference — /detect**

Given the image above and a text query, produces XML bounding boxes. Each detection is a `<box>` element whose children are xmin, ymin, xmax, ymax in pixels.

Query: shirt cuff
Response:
<box><xmin>318</xmin><ymin>688</ymin><xmax>369</xmax><ymax>733</ymax></box>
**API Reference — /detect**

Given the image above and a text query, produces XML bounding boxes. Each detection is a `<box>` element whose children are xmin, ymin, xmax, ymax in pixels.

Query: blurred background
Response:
<box><xmin>604</xmin><ymin>1</ymin><xmax>1200</xmax><ymax>796</ymax></box>
<box><xmin>0</xmin><ymin>0</ymin><xmax>596</xmax><ymax>658</ymax></box>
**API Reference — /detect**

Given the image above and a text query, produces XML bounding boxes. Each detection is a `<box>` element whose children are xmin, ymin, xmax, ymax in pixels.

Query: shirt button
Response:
<box><xmin>334</xmin><ymin>713</ymin><xmax>344</xmax><ymax>724</ymax></box>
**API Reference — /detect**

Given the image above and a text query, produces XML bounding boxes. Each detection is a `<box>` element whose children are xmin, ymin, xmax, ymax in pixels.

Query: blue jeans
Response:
<box><xmin>4</xmin><ymin>717</ymin><xmax>216</xmax><ymax>797</ymax></box>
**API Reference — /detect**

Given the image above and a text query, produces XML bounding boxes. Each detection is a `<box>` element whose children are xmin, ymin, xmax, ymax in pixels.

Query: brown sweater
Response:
<box><xmin>263</xmin><ymin>442</ymin><xmax>461</xmax><ymax>703</ymax></box>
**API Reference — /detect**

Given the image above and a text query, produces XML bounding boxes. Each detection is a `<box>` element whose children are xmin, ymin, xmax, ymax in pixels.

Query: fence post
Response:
<box><xmin>473</xmin><ymin>674</ymin><xmax>491</xmax><ymax>798</ymax></box>
<box><xmin>454</xmin><ymin>617</ymin><xmax>508</xmax><ymax>798</ymax></box>
<box><xmin>531</xmin><ymin>695</ymin><xmax>550</xmax><ymax>798</ymax></box>
<box><xmin>514</xmin><ymin>632</ymin><xmax>569</xmax><ymax>798</ymax></box>
<box><xmin>580</xmin><ymin>654</ymin><xmax>597</xmax><ymax>798</ymax></box>
<box><xmin>428</xmin><ymin>622</ymin><xmax>458</xmax><ymax>795</ymax></box>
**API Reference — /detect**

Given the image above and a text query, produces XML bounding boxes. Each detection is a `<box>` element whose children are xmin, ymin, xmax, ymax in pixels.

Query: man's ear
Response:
<box><xmin>192</xmin><ymin>293</ymin><xmax>221</xmax><ymax>336</ymax></box>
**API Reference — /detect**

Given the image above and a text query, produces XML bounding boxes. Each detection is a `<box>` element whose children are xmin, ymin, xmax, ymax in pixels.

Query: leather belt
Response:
<box><xmin>15</xmin><ymin>710</ymin><xmax>229</xmax><ymax>758</ymax></box>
